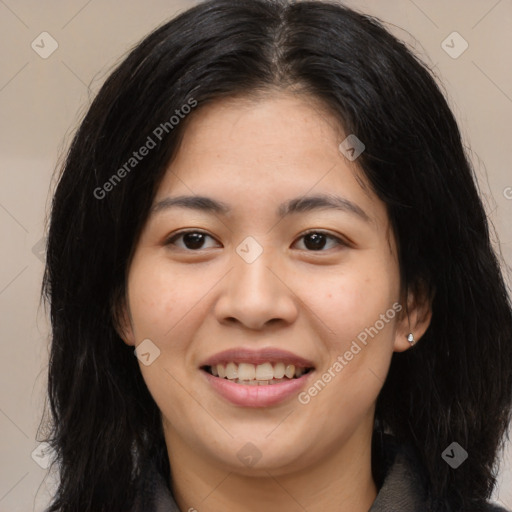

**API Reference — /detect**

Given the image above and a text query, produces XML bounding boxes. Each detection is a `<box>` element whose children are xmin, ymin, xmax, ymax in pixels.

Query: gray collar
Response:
<box><xmin>368</xmin><ymin>435</ymin><xmax>430</xmax><ymax>512</ymax></box>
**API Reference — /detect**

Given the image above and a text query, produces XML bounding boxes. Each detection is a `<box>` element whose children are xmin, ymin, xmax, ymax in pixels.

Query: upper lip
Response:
<box><xmin>200</xmin><ymin>348</ymin><xmax>315</xmax><ymax>369</ymax></box>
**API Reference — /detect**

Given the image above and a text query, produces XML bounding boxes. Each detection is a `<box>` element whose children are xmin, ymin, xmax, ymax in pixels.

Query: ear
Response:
<box><xmin>111</xmin><ymin>293</ymin><xmax>136</xmax><ymax>347</ymax></box>
<box><xmin>393</xmin><ymin>281</ymin><xmax>433</xmax><ymax>352</ymax></box>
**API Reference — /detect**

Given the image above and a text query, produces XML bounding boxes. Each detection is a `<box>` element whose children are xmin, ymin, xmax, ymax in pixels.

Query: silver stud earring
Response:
<box><xmin>407</xmin><ymin>333</ymin><xmax>415</xmax><ymax>346</ymax></box>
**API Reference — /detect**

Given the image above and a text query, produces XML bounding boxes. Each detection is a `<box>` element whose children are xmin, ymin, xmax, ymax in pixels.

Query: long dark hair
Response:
<box><xmin>40</xmin><ymin>0</ymin><xmax>512</xmax><ymax>510</ymax></box>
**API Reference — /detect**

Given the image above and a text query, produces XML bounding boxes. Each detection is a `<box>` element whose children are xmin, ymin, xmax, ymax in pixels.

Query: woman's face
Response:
<box><xmin>121</xmin><ymin>92</ymin><xmax>415</xmax><ymax>475</ymax></box>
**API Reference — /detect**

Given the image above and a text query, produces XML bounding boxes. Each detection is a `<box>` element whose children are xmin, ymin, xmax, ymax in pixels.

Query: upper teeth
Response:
<box><xmin>211</xmin><ymin>362</ymin><xmax>307</xmax><ymax>380</ymax></box>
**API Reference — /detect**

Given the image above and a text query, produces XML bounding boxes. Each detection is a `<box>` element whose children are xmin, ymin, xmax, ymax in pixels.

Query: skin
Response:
<box><xmin>119</xmin><ymin>91</ymin><xmax>431</xmax><ymax>512</ymax></box>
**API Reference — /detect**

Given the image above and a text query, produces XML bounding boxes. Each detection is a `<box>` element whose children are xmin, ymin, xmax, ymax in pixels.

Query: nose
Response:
<box><xmin>214</xmin><ymin>244</ymin><xmax>298</xmax><ymax>331</ymax></box>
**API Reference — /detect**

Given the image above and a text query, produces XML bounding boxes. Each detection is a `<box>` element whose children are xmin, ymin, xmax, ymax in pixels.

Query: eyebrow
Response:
<box><xmin>150</xmin><ymin>193</ymin><xmax>370</xmax><ymax>222</ymax></box>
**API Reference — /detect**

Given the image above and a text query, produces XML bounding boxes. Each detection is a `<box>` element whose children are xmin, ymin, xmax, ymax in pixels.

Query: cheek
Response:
<box><xmin>299</xmin><ymin>266</ymin><xmax>399</xmax><ymax>344</ymax></box>
<box><xmin>128</xmin><ymin>257</ymin><xmax>195</xmax><ymax>340</ymax></box>
<box><xmin>299</xmin><ymin>272</ymin><xmax>398</xmax><ymax>423</ymax></box>
<box><xmin>128</xmin><ymin>259</ymin><xmax>202</xmax><ymax>412</ymax></box>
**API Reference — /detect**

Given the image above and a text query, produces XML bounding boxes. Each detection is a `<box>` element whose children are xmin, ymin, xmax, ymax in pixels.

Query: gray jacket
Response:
<box><xmin>131</xmin><ymin>436</ymin><xmax>510</xmax><ymax>512</ymax></box>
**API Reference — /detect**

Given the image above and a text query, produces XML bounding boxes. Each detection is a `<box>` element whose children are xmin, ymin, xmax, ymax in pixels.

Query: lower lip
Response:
<box><xmin>202</xmin><ymin>370</ymin><xmax>314</xmax><ymax>407</ymax></box>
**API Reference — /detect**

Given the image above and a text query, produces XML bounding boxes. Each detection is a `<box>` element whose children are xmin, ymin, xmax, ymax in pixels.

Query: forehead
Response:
<box><xmin>153</xmin><ymin>92</ymin><xmax>386</xmax><ymax>226</ymax></box>
<box><xmin>173</xmin><ymin>91</ymin><xmax>344</xmax><ymax>162</ymax></box>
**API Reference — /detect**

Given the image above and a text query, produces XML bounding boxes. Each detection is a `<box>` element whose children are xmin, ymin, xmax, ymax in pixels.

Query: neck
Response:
<box><xmin>165</xmin><ymin>427</ymin><xmax>378</xmax><ymax>512</ymax></box>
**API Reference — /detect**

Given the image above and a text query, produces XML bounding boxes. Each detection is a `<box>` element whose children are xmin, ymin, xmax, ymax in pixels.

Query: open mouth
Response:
<box><xmin>201</xmin><ymin>362</ymin><xmax>314</xmax><ymax>386</ymax></box>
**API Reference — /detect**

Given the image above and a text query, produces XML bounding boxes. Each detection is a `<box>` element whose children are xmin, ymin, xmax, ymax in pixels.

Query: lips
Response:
<box><xmin>199</xmin><ymin>348</ymin><xmax>316</xmax><ymax>407</ymax></box>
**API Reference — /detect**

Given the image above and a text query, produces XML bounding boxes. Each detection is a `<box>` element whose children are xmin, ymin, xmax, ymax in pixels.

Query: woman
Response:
<box><xmin>39</xmin><ymin>0</ymin><xmax>512</xmax><ymax>510</ymax></box>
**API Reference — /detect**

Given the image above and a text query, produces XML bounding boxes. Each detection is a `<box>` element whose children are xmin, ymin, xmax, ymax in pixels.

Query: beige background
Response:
<box><xmin>0</xmin><ymin>0</ymin><xmax>511</xmax><ymax>510</ymax></box>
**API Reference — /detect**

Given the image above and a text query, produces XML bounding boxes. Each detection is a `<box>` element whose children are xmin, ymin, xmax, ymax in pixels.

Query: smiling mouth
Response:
<box><xmin>201</xmin><ymin>362</ymin><xmax>314</xmax><ymax>385</ymax></box>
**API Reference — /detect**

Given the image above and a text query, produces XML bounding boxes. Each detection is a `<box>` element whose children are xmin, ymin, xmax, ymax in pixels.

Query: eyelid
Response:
<box><xmin>164</xmin><ymin>229</ymin><xmax>350</xmax><ymax>251</ymax></box>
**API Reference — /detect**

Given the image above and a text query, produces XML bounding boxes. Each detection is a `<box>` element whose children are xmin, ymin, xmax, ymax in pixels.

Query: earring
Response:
<box><xmin>407</xmin><ymin>333</ymin><xmax>415</xmax><ymax>346</ymax></box>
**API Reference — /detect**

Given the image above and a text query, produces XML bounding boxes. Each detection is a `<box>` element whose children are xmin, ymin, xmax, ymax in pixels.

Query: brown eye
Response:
<box><xmin>165</xmin><ymin>231</ymin><xmax>219</xmax><ymax>250</ymax></box>
<box><xmin>294</xmin><ymin>231</ymin><xmax>345</xmax><ymax>252</ymax></box>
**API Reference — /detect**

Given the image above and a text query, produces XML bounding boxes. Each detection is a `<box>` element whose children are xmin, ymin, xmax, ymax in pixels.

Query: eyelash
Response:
<box><xmin>164</xmin><ymin>229</ymin><xmax>348</xmax><ymax>252</ymax></box>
